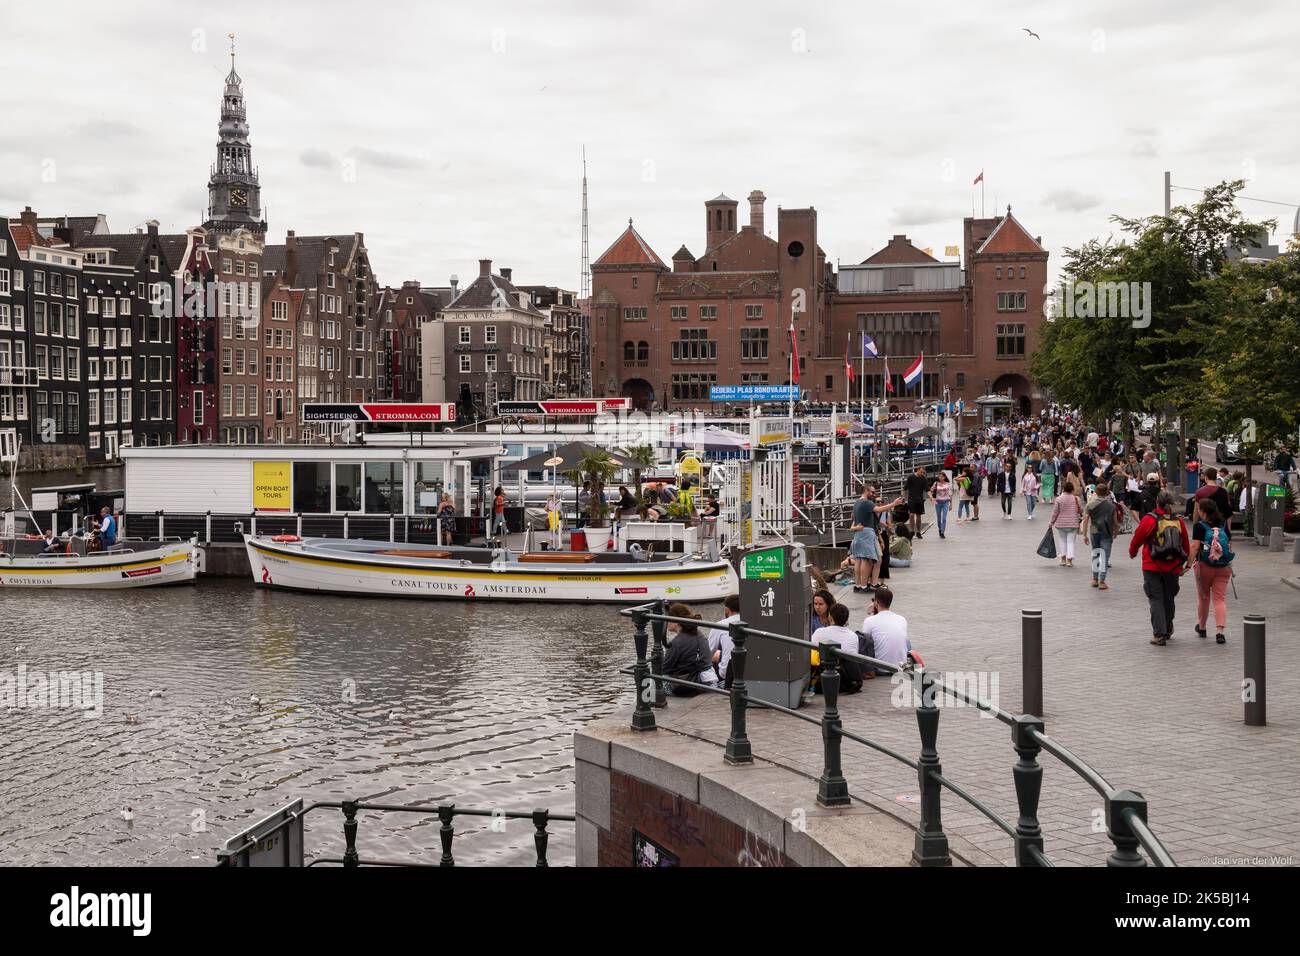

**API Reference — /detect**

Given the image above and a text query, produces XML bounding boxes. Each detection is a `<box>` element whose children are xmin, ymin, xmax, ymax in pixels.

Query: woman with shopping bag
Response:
<box><xmin>1048</xmin><ymin>480</ymin><xmax>1083</xmax><ymax>567</ymax></box>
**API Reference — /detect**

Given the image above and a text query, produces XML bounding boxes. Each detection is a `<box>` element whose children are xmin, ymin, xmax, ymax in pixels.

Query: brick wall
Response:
<box><xmin>596</xmin><ymin>769</ymin><xmax>793</xmax><ymax>867</ymax></box>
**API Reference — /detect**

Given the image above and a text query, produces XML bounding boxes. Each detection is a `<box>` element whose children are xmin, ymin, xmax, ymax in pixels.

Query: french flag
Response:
<box><xmin>902</xmin><ymin>353</ymin><xmax>924</xmax><ymax>390</ymax></box>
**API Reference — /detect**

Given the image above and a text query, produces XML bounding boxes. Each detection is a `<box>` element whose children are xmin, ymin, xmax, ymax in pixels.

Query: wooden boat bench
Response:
<box><xmin>518</xmin><ymin>552</ymin><xmax>597</xmax><ymax>563</ymax></box>
<box><xmin>374</xmin><ymin>549</ymin><xmax>453</xmax><ymax>558</ymax></box>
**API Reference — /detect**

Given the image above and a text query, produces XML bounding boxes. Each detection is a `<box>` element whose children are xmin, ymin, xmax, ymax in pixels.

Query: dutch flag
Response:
<box><xmin>862</xmin><ymin>334</ymin><xmax>878</xmax><ymax>358</ymax></box>
<box><xmin>902</xmin><ymin>353</ymin><xmax>924</xmax><ymax>390</ymax></box>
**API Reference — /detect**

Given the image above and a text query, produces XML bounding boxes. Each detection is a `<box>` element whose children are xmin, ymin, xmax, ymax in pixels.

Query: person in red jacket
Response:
<box><xmin>1128</xmin><ymin>490</ymin><xmax>1191</xmax><ymax>646</ymax></box>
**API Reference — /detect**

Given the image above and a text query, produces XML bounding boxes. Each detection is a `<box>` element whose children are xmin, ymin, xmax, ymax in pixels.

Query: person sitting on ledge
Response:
<box><xmin>858</xmin><ymin>587</ymin><xmax>913</xmax><ymax>676</ymax></box>
<box><xmin>811</xmin><ymin>603</ymin><xmax>866</xmax><ymax>693</ymax></box>
<box><xmin>662</xmin><ymin>603</ymin><xmax>718</xmax><ymax>695</ymax></box>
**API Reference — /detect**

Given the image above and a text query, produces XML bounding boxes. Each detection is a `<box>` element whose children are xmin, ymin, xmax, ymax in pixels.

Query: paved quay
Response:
<box><xmin>650</xmin><ymin>498</ymin><xmax>1300</xmax><ymax>866</ymax></box>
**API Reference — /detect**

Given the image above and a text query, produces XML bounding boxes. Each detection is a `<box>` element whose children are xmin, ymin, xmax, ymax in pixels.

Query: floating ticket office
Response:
<box><xmin>120</xmin><ymin>443</ymin><xmax>503</xmax><ymax>518</ymax></box>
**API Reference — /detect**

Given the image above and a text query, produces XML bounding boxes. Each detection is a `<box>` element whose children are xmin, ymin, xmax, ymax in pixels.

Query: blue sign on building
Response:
<box><xmin>709</xmin><ymin>385</ymin><xmax>800</xmax><ymax>401</ymax></box>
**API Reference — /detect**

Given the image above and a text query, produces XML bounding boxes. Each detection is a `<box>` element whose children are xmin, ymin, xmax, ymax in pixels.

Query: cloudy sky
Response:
<box><xmin>2</xmin><ymin>0</ymin><xmax>1296</xmax><ymax>288</ymax></box>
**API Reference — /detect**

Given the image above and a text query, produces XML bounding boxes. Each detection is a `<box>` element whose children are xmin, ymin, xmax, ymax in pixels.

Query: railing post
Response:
<box><xmin>650</xmin><ymin>599</ymin><xmax>668</xmax><ymax>708</ymax></box>
<box><xmin>343</xmin><ymin>513</ymin><xmax>349</xmax><ymax>539</ymax></box>
<box><xmin>1104</xmin><ymin>789</ymin><xmax>1149</xmax><ymax>867</ymax></box>
<box><xmin>437</xmin><ymin>804</ymin><xmax>456</xmax><ymax>867</ymax></box>
<box><xmin>157</xmin><ymin>510</ymin><xmax>164</xmax><ymax>541</ymax></box>
<box><xmin>296</xmin><ymin>513</ymin><xmax>303</xmax><ymax>539</ymax></box>
<box><xmin>1022</xmin><ymin>608</ymin><xmax>1043</xmax><ymax>717</ymax></box>
<box><xmin>341</xmin><ymin>800</ymin><xmax>360</xmax><ymax>867</ymax></box>
<box><xmin>913</xmin><ymin>667</ymin><xmax>951</xmax><ymax>866</ymax></box>
<box><xmin>724</xmin><ymin>621</ymin><xmax>753</xmax><ymax>764</ymax></box>
<box><xmin>250</xmin><ymin>511</ymin><xmax>257</xmax><ymax>537</ymax></box>
<box><xmin>1011</xmin><ymin>714</ymin><xmax>1046</xmax><ymax>866</ymax></box>
<box><xmin>531</xmin><ymin>808</ymin><xmax>550</xmax><ymax>867</ymax></box>
<box><xmin>389</xmin><ymin>514</ymin><xmax>395</xmax><ymax>542</ymax></box>
<box><xmin>403</xmin><ymin>515</ymin><xmax>409</xmax><ymax>543</ymax></box>
<box><xmin>816</xmin><ymin>644</ymin><xmax>850</xmax><ymax>806</ymax></box>
<box><xmin>630</xmin><ymin>608</ymin><xmax>657</xmax><ymax>732</ymax></box>
<box><xmin>1244</xmin><ymin>614</ymin><xmax>1266</xmax><ymax>727</ymax></box>
<box><xmin>205</xmin><ymin>510</ymin><xmax>212</xmax><ymax>545</ymax></box>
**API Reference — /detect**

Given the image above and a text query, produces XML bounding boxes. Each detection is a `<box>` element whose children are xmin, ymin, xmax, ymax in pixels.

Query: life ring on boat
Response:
<box><xmin>271</xmin><ymin>534</ymin><xmax>302</xmax><ymax>542</ymax></box>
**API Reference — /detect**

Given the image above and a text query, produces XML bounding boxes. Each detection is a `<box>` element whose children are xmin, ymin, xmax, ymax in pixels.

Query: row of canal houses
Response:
<box><xmin>0</xmin><ymin>207</ymin><xmax>414</xmax><ymax>470</ymax></box>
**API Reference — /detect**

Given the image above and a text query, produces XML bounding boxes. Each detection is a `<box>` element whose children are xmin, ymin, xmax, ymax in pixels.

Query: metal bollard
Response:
<box><xmin>1022</xmin><ymin>609</ymin><xmax>1043</xmax><ymax>717</ymax></box>
<box><xmin>1293</xmin><ymin>535</ymin><xmax>1300</xmax><ymax>563</ymax></box>
<box><xmin>1244</xmin><ymin>615</ymin><xmax>1266</xmax><ymax>727</ymax></box>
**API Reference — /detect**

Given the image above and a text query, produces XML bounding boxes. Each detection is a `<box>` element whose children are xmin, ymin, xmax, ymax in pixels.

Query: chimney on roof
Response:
<box><xmin>20</xmin><ymin>206</ymin><xmax>37</xmax><ymax>229</ymax></box>
<box><xmin>748</xmin><ymin>190</ymin><xmax>766</xmax><ymax>233</ymax></box>
<box><xmin>500</xmin><ymin>267</ymin><xmax>512</xmax><ymax>283</ymax></box>
<box><xmin>286</xmin><ymin>231</ymin><xmax>299</xmax><ymax>284</ymax></box>
<box><xmin>450</xmin><ymin>274</ymin><xmax>459</xmax><ymax>300</ymax></box>
<box><xmin>479</xmin><ymin>259</ymin><xmax>492</xmax><ymax>277</ymax></box>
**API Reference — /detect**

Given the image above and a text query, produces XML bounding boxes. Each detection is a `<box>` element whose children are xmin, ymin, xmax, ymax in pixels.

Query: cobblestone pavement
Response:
<box><xmin>652</xmin><ymin>492</ymin><xmax>1300</xmax><ymax>867</ymax></box>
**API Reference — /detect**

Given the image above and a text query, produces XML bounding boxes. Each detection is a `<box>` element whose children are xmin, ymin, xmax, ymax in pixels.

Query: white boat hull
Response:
<box><xmin>244</xmin><ymin>535</ymin><xmax>736</xmax><ymax>604</ymax></box>
<box><xmin>0</xmin><ymin>539</ymin><xmax>200</xmax><ymax>590</ymax></box>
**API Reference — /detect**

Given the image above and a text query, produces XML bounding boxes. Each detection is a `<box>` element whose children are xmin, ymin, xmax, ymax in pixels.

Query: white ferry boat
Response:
<box><xmin>244</xmin><ymin>534</ymin><xmax>735</xmax><ymax>604</ymax></box>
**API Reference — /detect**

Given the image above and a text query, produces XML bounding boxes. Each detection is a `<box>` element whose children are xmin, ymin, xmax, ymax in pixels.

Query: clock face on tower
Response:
<box><xmin>230</xmin><ymin>187</ymin><xmax>248</xmax><ymax>208</ymax></box>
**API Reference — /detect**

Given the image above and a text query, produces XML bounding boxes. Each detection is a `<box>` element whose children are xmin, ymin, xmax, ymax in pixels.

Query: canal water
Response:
<box><xmin>0</xmin><ymin>580</ymin><xmax>634</xmax><ymax>866</ymax></box>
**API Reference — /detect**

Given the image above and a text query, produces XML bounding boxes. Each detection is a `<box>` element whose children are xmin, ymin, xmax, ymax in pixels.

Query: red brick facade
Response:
<box><xmin>597</xmin><ymin>770</ymin><xmax>793</xmax><ymax>867</ymax></box>
<box><xmin>591</xmin><ymin>192</ymin><xmax>1048</xmax><ymax>415</ymax></box>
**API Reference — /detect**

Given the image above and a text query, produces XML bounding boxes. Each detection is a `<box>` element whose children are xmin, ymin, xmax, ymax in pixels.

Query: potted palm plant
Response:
<box><xmin>619</xmin><ymin>443</ymin><xmax>658</xmax><ymax>503</ymax></box>
<box><xmin>577</xmin><ymin>449</ymin><xmax>622</xmax><ymax>549</ymax></box>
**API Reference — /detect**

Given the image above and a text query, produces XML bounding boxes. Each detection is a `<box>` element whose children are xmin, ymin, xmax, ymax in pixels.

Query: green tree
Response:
<box><xmin>618</xmin><ymin>443</ymin><xmax>658</xmax><ymax>502</ymax></box>
<box><xmin>1031</xmin><ymin>180</ymin><xmax>1275</xmax><ymax>449</ymax></box>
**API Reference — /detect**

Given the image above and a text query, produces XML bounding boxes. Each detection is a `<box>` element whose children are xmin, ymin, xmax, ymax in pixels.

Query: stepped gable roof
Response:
<box><xmin>861</xmin><ymin>235</ymin><xmax>938</xmax><ymax>265</ymax></box>
<box><xmin>975</xmin><ymin>207</ymin><xmax>1046</xmax><ymax>256</ymax></box>
<box><xmin>593</xmin><ymin>219</ymin><xmax>667</xmax><ymax>268</ymax></box>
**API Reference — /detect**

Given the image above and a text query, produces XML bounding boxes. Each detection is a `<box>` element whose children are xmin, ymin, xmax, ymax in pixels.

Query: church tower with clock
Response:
<box><xmin>204</xmin><ymin>35</ymin><xmax>266</xmax><ymax>240</ymax></box>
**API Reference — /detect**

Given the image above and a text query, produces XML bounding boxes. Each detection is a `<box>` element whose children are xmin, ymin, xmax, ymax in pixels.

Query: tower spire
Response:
<box><xmin>580</xmin><ymin>146</ymin><xmax>590</xmax><ymax>300</ymax></box>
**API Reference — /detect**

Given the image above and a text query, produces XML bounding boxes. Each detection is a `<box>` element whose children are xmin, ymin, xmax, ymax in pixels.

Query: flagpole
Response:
<box><xmin>788</xmin><ymin>307</ymin><xmax>794</xmax><ymax>423</ymax></box>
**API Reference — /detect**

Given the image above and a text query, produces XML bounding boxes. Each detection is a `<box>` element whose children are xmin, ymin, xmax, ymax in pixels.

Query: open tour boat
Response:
<box><xmin>0</xmin><ymin>535</ymin><xmax>200</xmax><ymax>590</ymax></box>
<box><xmin>244</xmin><ymin>534</ymin><xmax>736</xmax><ymax>604</ymax></box>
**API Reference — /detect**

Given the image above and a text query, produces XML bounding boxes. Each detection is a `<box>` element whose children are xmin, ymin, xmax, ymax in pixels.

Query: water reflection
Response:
<box><xmin>0</xmin><ymin>580</ymin><xmax>633</xmax><ymax>865</ymax></box>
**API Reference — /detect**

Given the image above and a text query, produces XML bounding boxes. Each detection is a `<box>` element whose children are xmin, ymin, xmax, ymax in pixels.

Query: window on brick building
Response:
<box><xmin>670</xmin><ymin>306</ymin><xmax>687</xmax><ymax>321</ymax></box>
<box><xmin>996</xmin><ymin>323</ymin><xmax>1026</xmax><ymax>357</ymax></box>
<box><xmin>699</xmin><ymin>305</ymin><xmax>717</xmax><ymax>321</ymax></box>
<box><xmin>740</xmin><ymin>328</ymin><xmax>768</xmax><ymax>361</ymax></box>
<box><xmin>995</xmin><ymin>268</ymin><xmax>1002</xmax><ymax>279</ymax></box>
<box><xmin>996</xmin><ymin>292</ymin><xmax>1027</xmax><ymax>311</ymax></box>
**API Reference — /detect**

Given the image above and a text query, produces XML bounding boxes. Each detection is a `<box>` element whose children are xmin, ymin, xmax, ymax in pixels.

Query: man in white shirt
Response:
<box><xmin>811</xmin><ymin>603</ymin><xmax>859</xmax><ymax>656</ymax></box>
<box><xmin>860</xmin><ymin>587</ymin><xmax>911</xmax><ymax>674</ymax></box>
<box><xmin>706</xmin><ymin>594</ymin><xmax>739</xmax><ymax>686</ymax></box>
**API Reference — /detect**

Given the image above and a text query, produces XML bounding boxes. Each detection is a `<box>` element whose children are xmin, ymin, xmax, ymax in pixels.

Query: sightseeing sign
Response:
<box><xmin>497</xmin><ymin>398</ymin><xmax>631</xmax><ymax>416</ymax></box>
<box><xmin>299</xmin><ymin>403</ymin><xmax>456</xmax><ymax>423</ymax></box>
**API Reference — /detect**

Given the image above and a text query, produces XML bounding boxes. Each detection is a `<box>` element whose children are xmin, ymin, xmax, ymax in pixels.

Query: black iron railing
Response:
<box><xmin>217</xmin><ymin>800</ymin><xmax>574</xmax><ymax>867</ymax></box>
<box><xmin>621</xmin><ymin>600</ymin><xmax>1176</xmax><ymax>868</ymax></box>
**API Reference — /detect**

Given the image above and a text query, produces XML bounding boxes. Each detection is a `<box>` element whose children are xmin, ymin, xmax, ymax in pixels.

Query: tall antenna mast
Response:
<box><xmin>580</xmin><ymin>146</ymin><xmax>590</xmax><ymax>300</ymax></box>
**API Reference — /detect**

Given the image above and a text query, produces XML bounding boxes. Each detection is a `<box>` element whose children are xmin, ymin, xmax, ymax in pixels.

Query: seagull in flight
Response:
<box><xmin>1023</xmin><ymin>28</ymin><xmax>1040</xmax><ymax>39</ymax></box>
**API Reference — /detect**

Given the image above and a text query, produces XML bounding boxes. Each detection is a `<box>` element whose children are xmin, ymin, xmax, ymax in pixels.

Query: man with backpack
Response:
<box><xmin>1128</xmin><ymin>490</ymin><xmax>1191</xmax><ymax>646</ymax></box>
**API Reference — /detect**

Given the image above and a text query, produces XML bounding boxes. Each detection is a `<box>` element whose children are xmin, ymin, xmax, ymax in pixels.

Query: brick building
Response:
<box><xmin>262</xmin><ymin>231</ymin><xmax>380</xmax><ymax>417</ymax></box>
<box><xmin>590</xmin><ymin>191</ymin><xmax>830</xmax><ymax>410</ymax></box>
<box><xmin>422</xmin><ymin>260</ymin><xmax>546</xmax><ymax>415</ymax></box>
<box><xmin>517</xmin><ymin>284</ymin><xmax>582</xmax><ymax>398</ymax></box>
<box><xmin>376</xmin><ymin>280</ymin><xmax>439</xmax><ymax>402</ymax></box>
<box><xmin>216</xmin><ymin>228</ymin><xmax>263</xmax><ymax>442</ymax></box>
<box><xmin>589</xmin><ymin>191</ymin><xmax>1048</xmax><ymax>415</ymax></box>
<box><xmin>825</xmin><ymin>209</ymin><xmax>1049</xmax><ymax>416</ymax></box>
